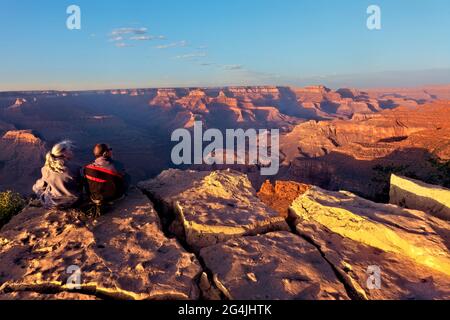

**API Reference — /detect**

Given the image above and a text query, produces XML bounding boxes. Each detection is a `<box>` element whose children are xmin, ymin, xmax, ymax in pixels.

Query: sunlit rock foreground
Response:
<box><xmin>199</xmin><ymin>232</ymin><xmax>350</xmax><ymax>300</ymax></box>
<box><xmin>0</xmin><ymin>190</ymin><xmax>202</xmax><ymax>300</ymax></box>
<box><xmin>290</xmin><ymin>186</ymin><xmax>450</xmax><ymax>299</ymax></box>
<box><xmin>138</xmin><ymin>169</ymin><xmax>289</xmax><ymax>251</ymax></box>
<box><xmin>1</xmin><ymin>169</ymin><xmax>449</xmax><ymax>300</ymax></box>
<box><xmin>390</xmin><ymin>174</ymin><xmax>450</xmax><ymax>220</ymax></box>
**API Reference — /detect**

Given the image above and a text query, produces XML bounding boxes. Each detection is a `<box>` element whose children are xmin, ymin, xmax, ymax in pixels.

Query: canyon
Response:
<box><xmin>0</xmin><ymin>85</ymin><xmax>449</xmax><ymax>300</ymax></box>
<box><xmin>1</xmin><ymin>85</ymin><xmax>449</xmax><ymax>198</ymax></box>
<box><xmin>278</xmin><ymin>101</ymin><xmax>450</xmax><ymax>201</ymax></box>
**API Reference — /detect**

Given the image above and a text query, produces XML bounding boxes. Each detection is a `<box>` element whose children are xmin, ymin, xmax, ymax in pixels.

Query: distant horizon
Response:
<box><xmin>2</xmin><ymin>80</ymin><xmax>450</xmax><ymax>94</ymax></box>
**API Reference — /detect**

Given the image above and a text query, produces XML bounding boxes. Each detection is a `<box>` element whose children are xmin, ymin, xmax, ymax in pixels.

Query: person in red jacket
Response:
<box><xmin>84</xmin><ymin>144</ymin><xmax>129</xmax><ymax>210</ymax></box>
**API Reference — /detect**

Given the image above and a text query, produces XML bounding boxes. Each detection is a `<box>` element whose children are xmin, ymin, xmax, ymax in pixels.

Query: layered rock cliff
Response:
<box><xmin>279</xmin><ymin>102</ymin><xmax>450</xmax><ymax>200</ymax></box>
<box><xmin>0</xmin><ymin>130</ymin><xmax>46</xmax><ymax>194</ymax></box>
<box><xmin>1</xmin><ymin>86</ymin><xmax>448</xmax><ymax>195</ymax></box>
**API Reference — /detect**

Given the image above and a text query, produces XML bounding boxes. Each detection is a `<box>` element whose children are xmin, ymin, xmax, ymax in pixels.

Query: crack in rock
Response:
<box><xmin>0</xmin><ymin>189</ymin><xmax>202</xmax><ymax>300</ymax></box>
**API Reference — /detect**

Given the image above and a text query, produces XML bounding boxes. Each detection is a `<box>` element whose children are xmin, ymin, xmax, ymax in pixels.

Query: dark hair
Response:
<box><xmin>93</xmin><ymin>143</ymin><xmax>112</xmax><ymax>158</ymax></box>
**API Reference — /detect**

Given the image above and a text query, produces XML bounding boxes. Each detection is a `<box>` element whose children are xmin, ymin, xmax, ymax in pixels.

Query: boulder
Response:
<box><xmin>257</xmin><ymin>180</ymin><xmax>309</xmax><ymax>217</ymax></box>
<box><xmin>138</xmin><ymin>170</ymin><xmax>289</xmax><ymax>251</ymax></box>
<box><xmin>290</xmin><ymin>187</ymin><xmax>450</xmax><ymax>299</ymax></box>
<box><xmin>0</xmin><ymin>130</ymin><xmax>46</xmax><ymax>193</ymax></box>
<box><xmin>390</xmin><ymin>174</ymin><xmax>450</xmax><ymax>220</ymax></box>
<box><xmin>200</xmin><ymin>231</ymin><xmax>349</xmax><ymax>300</ymax></box>
<box><xmin>0</xmin><ymin>190</ymin><xmax>202</xmax><ymax>300</ymax></box>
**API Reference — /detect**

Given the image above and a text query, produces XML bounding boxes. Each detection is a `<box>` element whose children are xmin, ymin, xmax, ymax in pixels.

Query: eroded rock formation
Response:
<box><xmin>257</xmin><ymin>180</ymin><xmax>309</xmax><ymax>217</ymax></box>
<box><xmin>0</xmin><ymin>130</ymin><xmax>46</xmax><ymax>194</ymax></box>
<box><xmin>279</xmin><ymin>102</ymin><xmax>450</xmax><ymax>200</ymax></box>
<box><xmin>2</xmin><ymin>130</ymin><xmax>42</xmax><ymax>145</ymax></box>
<box><xmin>138</xmin><ymin>169</ymin><xmax>289</xmax><ymax>251</ymax></box>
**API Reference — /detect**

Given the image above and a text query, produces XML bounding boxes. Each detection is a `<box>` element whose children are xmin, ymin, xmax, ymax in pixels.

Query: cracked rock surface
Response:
<box><xmin>138</xmin><ymin>169</ymin><xmax>289</xmax><ymax>250</ymax></box>
<box><xmin>0</xmin><ymin>190</ymin><xmax>202</xmax><ymax>300</ymax></box>
<box><xmin>290</xmin><ymin>186</ymin><xmax>450</xmax><ymax>300</ymax></box>
<box><xmin>2</xmin><ymin>169</ymin><xmax>449</xmax><ymax>300</ymax></box>
<box><xmin>200</xmin><ymin>231</ymin><xmax>349</xmax><ymax>300</ymax></box>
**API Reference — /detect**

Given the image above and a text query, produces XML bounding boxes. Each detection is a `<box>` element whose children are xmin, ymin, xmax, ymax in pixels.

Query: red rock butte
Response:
<box><xmin>2</xmin><ymin>130</ymin><xmax>42</xmax><ymax>145</ymax></box>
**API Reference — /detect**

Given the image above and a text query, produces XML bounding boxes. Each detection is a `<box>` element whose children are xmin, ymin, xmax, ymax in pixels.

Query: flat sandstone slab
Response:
<box><xmin>139</xmin><ymin>169</ymin><xmax>289</xmax><ymax>250</ymax></box>
<box><xmin>390</xmin><ymin>174</ymin><xmax>450</xmax><ymax>220</ymax></box>
<box><xmin>0</xmin><ymin>190</ymin><xmax>202</xmax><ymax>300</ymax></box>
<box><xmin>200</xmin><ymin>231</ymin><xmax>349</xmax><ymax>300</ymax></box>
<box><xmin>290</xmin><ymin>187</ymin><xmax>450</xmax><ymax>299</ymax></box>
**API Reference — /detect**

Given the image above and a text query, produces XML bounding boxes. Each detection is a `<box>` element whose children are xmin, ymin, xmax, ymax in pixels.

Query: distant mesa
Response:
<box><xmin>336</xmin><ymin>88</ymin><xmax>362</xmax><ymax>98</ymax></box>
<box><xmin>2</xmin><ymin>130</ymin><xmax>42</xmax><ymax>145</ymax></box>
<box><xmin>7</xmin><ymin>98</ymin><xmax>27</xmax><ymax>109</ymax></box>
<box><xmin>110</xmin><ymin>89</ymin><xmax>129</xmax><ymax>95</ymax></box>
<box><xmin>149</xmin><ymin>89</ymin><xmax>180</xmax><ymax>108</ymax></box>
<box><xmin>297</xmin><ymin>85</ymin><xmax>331</xmax><ymax>94</ymax></box>
<box><xmin>130</xmin><ymin>90</ymin><xmax>141</xmax><ymax>96</ymax></box>
<box><xmin>188</xmin><ymin>89</ymin><xmax>206</xmax><ymax>97</ymax></box>
<box><xmin>141</xmin><ymin>84</ymin><xmax>446</xmax><ymax>122</ymax></box>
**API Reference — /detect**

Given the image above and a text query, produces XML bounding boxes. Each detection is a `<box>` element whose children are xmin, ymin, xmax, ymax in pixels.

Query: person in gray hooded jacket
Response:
<box><xmin>32</xmin><ymin>140</ymin><xmax>83</xmax><ymax>209</ymax></box>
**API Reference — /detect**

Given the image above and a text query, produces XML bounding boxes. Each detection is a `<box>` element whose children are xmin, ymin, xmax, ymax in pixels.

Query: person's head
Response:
<box><xmin>93</xmin><ymin>143</ymin><xmax>112</xmax><ymax>159</ymax></box>
<box><xmin>45</xmin><ymin>140</ymin><xmax>75</xmax><ymax>173</ymax></box>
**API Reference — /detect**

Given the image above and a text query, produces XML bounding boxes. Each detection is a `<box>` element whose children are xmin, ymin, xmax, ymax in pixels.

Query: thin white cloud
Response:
<box><xmin>129</xmin><ymin>35</ymin><xmax>166</xmax><ymax>41</ymax></box>
<box><xmin>175</xmin><ymin>52</ymin><xmax>207</xmax><ymax>59</ymax></box>
<box><xmin>130</xmin><ymin>35</ymin><xmax>153</xmax><ymax>41</ymax></box>
<box><xmin>110</xmin><ymin>36</ymin><xmax>124</xmax><ymax>42</ymax></box>
<box><xmin>223</xmin><ymin>64</ymin><xmax>244</xmax><ymax>70</ymax></box>
<box><xmin>109</xmin><ymin>27</ymin><xmax>166</xmax><ymax>48</ymax></box>
<box><xmin>115</xmin><ymin>42</ymin><xmax>134</xmax><ymax>48</ymax></box>
<box><xmin>156</xmin><ymin>40</ymin><xmax>188</xmax><ymax>49</ymax></box>
<box><xmin>111</xmin><ymin>27</ymin><xmax>148</xmax><ymax>36</ymax></box>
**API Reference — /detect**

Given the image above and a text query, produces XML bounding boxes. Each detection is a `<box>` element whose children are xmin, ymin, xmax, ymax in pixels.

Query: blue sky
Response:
<box><xmin>1</xmin><ymin>0</ymin><xmax>449</xmax><ymax>90</ymax></box>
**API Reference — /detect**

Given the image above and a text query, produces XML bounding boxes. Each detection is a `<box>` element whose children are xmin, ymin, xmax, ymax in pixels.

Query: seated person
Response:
<box><xmin>84</xmin><ymin>144</ymin><xmax>128</xmax><ymax>206</ymax></box>
<box><xmin>33</xmin><ymin>140</ymin><xmax>82</xmax><ymax>209</ymax></box>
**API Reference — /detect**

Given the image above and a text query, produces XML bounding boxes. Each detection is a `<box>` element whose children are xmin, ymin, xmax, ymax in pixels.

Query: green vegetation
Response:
<box><xmin>427</xmin><ymin>158</ymin><xmax>450</xmax><ymax>188</ymax></box>
<box><xmin>371</xmin><ymin>163</ymin><xmax>415</xmax><ymax>202</ymax></box>
<box><xmin>371</xmin><ymin>156</ymin><xmax>450</xmax><ymax>203</ymax></box>
<box><xmin>0</xmin><ymin>191</ymin><xmax>26</xmax><ymax>228</ymax></box>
